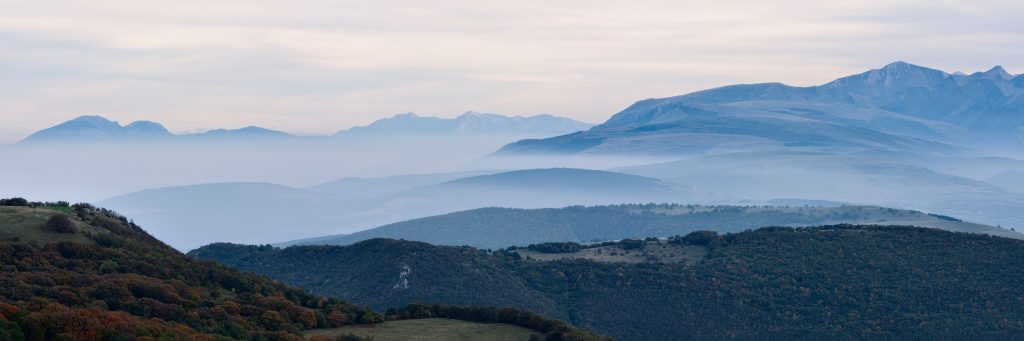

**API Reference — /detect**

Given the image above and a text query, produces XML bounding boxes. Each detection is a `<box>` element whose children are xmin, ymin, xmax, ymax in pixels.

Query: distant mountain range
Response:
<box><xmin>336</xmin><ymin>111</ymin><xmax>592</xmax><ymax>136</ymax></box>
<box><xmin>96</xmin><ymin>159</ymin><xmax>1024</xmax><ymax>250</ymax></box>
<box><xmin>18</xmin><ymin>115</ymin><xmax>295</xmax><ymax>143</ymax></box>
<box><xmin>498</xmin><ymin>62</ymin><xmax>1024</xmax><ymax>155</ymax></box>
<box><xmin>17</xmin><ymin>112</ymin><xmax>591</xmax><ymax>144</ymax></box>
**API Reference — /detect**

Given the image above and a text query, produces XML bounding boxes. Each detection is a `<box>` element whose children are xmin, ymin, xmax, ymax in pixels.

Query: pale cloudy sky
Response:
<box><xmin>1</xmin><ymin>0</ymin><xmax>1023</xmax><ymax>143</ymax></box>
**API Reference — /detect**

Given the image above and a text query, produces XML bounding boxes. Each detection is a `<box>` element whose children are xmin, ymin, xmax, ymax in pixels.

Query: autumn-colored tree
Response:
<box><xmin>44</xmin><ymin>214</ymin><xmax>77</xmax><ymax>233</ymax></box>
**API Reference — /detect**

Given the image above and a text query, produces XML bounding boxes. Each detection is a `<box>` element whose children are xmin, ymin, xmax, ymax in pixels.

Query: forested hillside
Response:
<box><xmin>282</xmin><ymin>204</ymin><xmax>1015</xmax><ymax>249</ymax></box>
<box><xmin>0</xmin><ymin>202</ymin><xmax>383</xmax><ymax>340</ymax></box>
<box><xmin>195</xmin><ymin>225</ymin><xmax>1024</xmax><ymax>340</ymax></box>
<box><xmin>0</xmin><ymin>199</ymin><xmax>602</xmax><ymax>341</ymax></box>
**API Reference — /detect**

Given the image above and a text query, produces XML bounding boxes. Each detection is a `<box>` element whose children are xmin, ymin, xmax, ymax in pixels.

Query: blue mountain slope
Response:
<box><xmin>17</xmin><ymin>115</ymin><xmax>293</xmax><ymax>144</ymax></box>
<box><xmin>19</xmin><ymin>112</ymin><xmax>592</xmax><ymax>144</ymax></box>
<box><xmin>499</xmin><ymin>62</ymin><xmax>1023</xmax><ymax>155</ymax></box>
<box><xmin>187</xmin><ymin>126</ymin><xmax>295</xmax><ymax>139</ymax></box>
<box><xmin>20</xmin><ymin>115</ymin><xmax>173</xmax><ymax>143</ymax></box>
<box><xmin>441</xmin><ymin>168</ymin><xmax>670</xmax><ymax>193</ymax></box>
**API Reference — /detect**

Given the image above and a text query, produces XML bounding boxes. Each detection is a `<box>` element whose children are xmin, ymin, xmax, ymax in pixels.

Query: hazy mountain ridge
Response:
<box><xmin>98</xmin><ymin>168</ymin><xmax>715</xmax><ymax>250</ymax></box>
<box><xmin>279</xmin><ymin>204</ymin><xmax>1014</xmax><ymax>249</ymax></box>
<box><xmin>305</xmin><ymin>170</ymin><xmax>502</xmax><ymax>197</ymax></box>
<box><xmin>17</xmin><ymin>112</ymin><xmax>591</xmax><ymax>144</ymax></box>
<box><xmin>18</xmin><ymin>115</ymin><xmax>295</xmax><ymax>144</ymax></box>
<box><xmin>337</xmin><ymin>112</ymin><xmax>592</xmax><ymax>136</ymax></box>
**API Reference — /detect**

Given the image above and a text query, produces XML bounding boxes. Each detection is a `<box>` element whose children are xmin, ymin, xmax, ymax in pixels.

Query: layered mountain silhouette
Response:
<box><xmin>19</xmin><ymin>115</ymin><xmax>175</xmax><ymax>143</ymax></box>
<box><xmin>18</xmin><ymin>112</ymin><xmax>591</xmax><ymax>144</ymax></box>
<box><xmin>499</xmin><ymin>62</ymin><xmax>1023</xmax><ymax>155</ymax></box>
<box><xmin>18</xmin><ymin>115</ymin><xmax>294</xmax><ymax>143</ymax></box>
<box><xmin>97</xmin><ymin>168</ymin><xmax>714</xmax><ymax>250</ymax></box>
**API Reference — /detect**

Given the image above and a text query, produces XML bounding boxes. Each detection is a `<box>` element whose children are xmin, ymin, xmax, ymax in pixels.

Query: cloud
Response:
<box><xmin>1</xmin><ymin>0</ymin><xmax>1022</xmax><ymax>142</ymax></box>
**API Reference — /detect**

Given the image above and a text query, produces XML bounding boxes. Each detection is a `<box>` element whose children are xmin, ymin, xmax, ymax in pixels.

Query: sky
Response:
<box><xmin>2</xmin><ymin>0</ymin><xmax>1023</xmax><ymax>143</ymax></box>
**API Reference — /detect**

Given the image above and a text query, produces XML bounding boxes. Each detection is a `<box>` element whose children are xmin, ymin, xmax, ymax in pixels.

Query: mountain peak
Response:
<box><xmin>193</xmin><ymin>126</ymin><xmax>293</xmax><ymax>138</ymax></box>
<box><xmin>124</xmin><ymin>120</ymin><xmax>171</xmax><ymax>134</ymax></box>
<box><xmin>19</xmin><ymin>115</ymin><xmax>127</xmax><ymax>143</ymax></box>
<box><xmin>336</xmin><ymin>112</ymin><xmax>591</xmax><ymax>136</ymax></box>
<box><xmin>984</xmin><ymin>66</ymin><xmax>1013</xmax><ymax>80</ymax></box>
<box><xmin>69</xmin><ymin>115</ymin><xmax>118</xmax><ymax>124</ymax></box>
<box><xmin>875</xmin><ymin>61</ymin><xmax>945</xmax><ymax>76</ymax></box>
<box><xmin>394</xmin><ymin>112</ymin><xmax>420</xmax><ymax>118</ymax></box>
<box><xmin>881</xmin><ymin>61</ymin><xmax>913</xmax><ymax>70</ymax></box>
<box><xmin>817</xmin><ymin>61</ymin><xmax>949</xmax><ymax>98</ymax></box>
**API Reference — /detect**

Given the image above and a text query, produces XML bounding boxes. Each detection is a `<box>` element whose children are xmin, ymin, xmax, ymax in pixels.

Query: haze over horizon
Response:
<box><xmin>3</xmin><ymin>0</ymin><xmax>1024</xmax><ymax>143</ymax></box>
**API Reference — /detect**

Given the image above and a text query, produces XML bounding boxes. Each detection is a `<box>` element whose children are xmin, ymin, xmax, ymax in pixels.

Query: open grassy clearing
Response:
<box><xmin>0</xmin><ymin>206</ymin><xmax>95</xmax><ymax>244</ymax></box>
<box><xmin>517</xmin><ymin>240</ymin><xmax>708</xmax><ymax>264</ymax></box>
<box><xmin>304</xmin><ymin>318</ymin><xmax>539</xmax><ymax>341</ymax></box>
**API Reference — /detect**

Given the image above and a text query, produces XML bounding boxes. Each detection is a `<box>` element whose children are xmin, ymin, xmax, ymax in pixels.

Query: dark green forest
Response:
<box><xmin>194</xmin><ymin>225</ymin><xmax>1024</xmax><ymax>340</ymax></box>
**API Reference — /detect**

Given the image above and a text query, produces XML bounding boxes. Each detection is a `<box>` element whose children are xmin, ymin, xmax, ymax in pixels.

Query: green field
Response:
<box><xmin>517</xmin><ymin>240</ymin><xmax>707</xmax><ymax>264</ymax></box>
<box><xmin>0</xmin><ymin>206</ymin><xmax>93</xmax><ymax>244</ymax></box>
<box><xmin>304</xmin><ymin>318</ymin><xmax>540</xmax><ymax>341</ymax></box>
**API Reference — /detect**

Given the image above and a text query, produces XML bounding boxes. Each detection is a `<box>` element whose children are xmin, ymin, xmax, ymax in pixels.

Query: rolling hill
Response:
<box><xmin>280</xmin><ymin>204</ymin><xmax>1016</xmax><ymax>249</ymax></box>
<box><xmin>192</xmin><ymin>225</ymin><xmax>1024</xmax><ymax>340</ymax></box>
<box><xmin>305</xmin><ymin>170</ymin><xmax>501</xmax><ymax>198</ymax></box>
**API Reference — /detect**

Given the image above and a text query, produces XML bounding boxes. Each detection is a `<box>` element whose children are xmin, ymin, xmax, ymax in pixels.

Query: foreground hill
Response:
<box><xmin>0</xmin><ymin>202</ymin><xmax>382</xmax><ymax>340</ymax></box>
<box><xmin>280</xmin><ymin>204</ymin><xmax>1015</xmax><ymax>249</ymax></box>
<box><xmin>0</xmin><ymin>200</ymin><xmax>601</xmax><ymax>340</ymax></box>
<box><xmin>193</xmin><ymin>226</ymin><xmax>1024</xmax><ymax>340</ymax></box>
